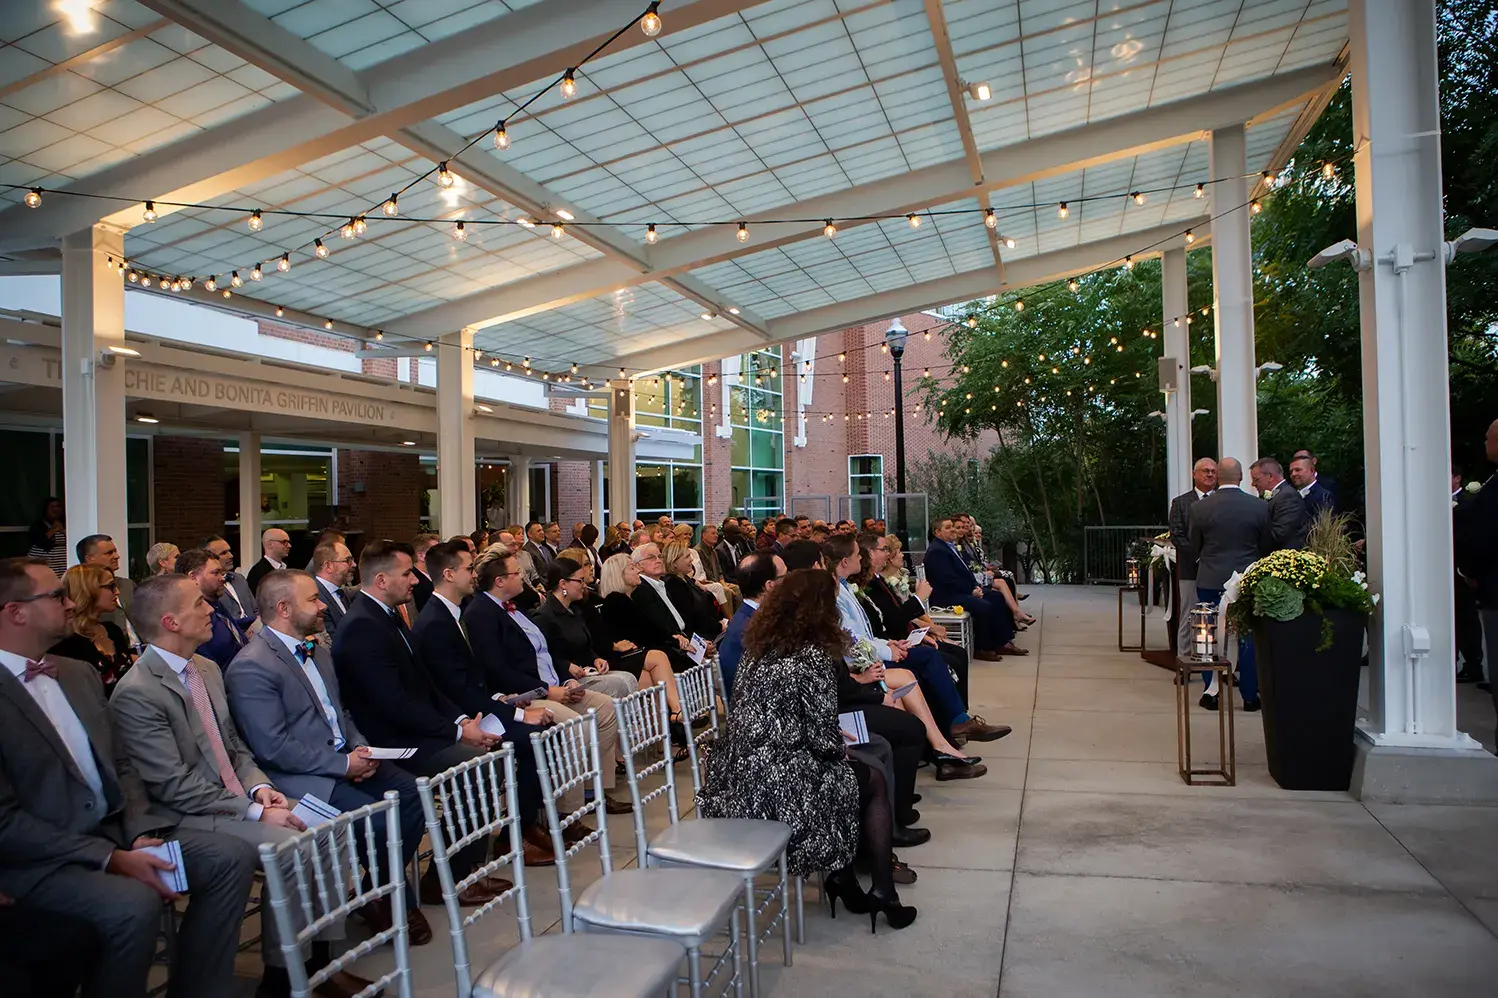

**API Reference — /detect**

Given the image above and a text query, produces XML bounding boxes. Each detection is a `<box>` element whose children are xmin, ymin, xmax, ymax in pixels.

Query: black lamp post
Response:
<box><xmin>885</xmin><ymin>318</ymin><xmax>909</xmax><ymax>545</ymax></box>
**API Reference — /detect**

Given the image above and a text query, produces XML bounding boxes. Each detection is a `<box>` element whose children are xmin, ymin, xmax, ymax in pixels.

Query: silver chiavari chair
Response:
<box><xmin>257</xmin><ymin>791</ymin><xmax>412</xmax><ymax>998</ymax></box>
<box><xmin>617</xmin><ymin>684</ymin><xmax>794</xmax><ymax>998</ymax></box>
<box><xmin>532</xmin><ymin>709</ymin><xmax>746</xmax><ymax>998</ymax></box>
<box><xmin>416</xmin><ymin>746</ymin><xmax>684</xmax><ymax>998</ymax></box>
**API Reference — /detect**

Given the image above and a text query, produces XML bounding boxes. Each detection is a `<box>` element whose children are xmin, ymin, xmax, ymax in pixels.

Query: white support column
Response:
<box><xmin>607</xmin><ymin>381</ymin><xmax>636</xmax><ymax>526</ymax></box>
<box><xmin>590</xmin><ymin>460</ymin><xmax>606</xmax><ymax>531</ymax></box>
<box><xmin>508</xmin><ymin>456</ymin><xmax>530</xmax><ymax>525</ymax></box>
<box><xmin>1209</xmin><ymin>124</ymin><xmax>1259</xmax><ymax>466</ymax></box>
<box><xmin>60</xmin><ymin>225</ymin><xmax>127</xmax><ymax>568</ymax></box>
<box><xmin>1350</xmin><ymin>0</ymin><xmax>1476</xmax><ymax>751</ymax></box>
<box><xmin>1161</xmin><ymin>248</ymin><xmax>1193</xmax><ymax>500</ymax></box>
<box><xmin>436</xmin><ymin>329</ymin><xmax>477</xmax><ymax>536</ymax></box>
<box><xmin>237</xmin><ymin>433</ymin><xmax>261</xmax><ymax>569</ymax></box>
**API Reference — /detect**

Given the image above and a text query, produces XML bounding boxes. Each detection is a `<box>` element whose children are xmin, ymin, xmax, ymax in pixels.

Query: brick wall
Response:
<box><xmin>152</xmin><ymin>436</ymin><xmax>226</xmax><ymax>549</ymax></box>
<box><xmin>556</xmin><ymin>460</ymin><xmax>591</xmax><ymax>528</ymax></box>
<box><xmin>701</xmin><ymin>360</ymin><xmax>734</xmax><ymax>519</ymax></box>
<box><xmin>336</xmin><ymin>450</ymin><xmax>425</xmax><ymax>542</ymax></box>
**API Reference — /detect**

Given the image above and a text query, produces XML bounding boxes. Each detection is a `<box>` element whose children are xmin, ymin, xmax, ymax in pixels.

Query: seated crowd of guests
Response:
<box><xmin>0</xmin><ymin>510</ymin><xmax>1023</xmax><ymax>995</ymax></box>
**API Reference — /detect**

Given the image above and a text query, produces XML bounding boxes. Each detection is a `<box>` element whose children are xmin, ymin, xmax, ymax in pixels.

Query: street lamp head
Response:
<box><xmin>884</xmin><ymin>317</ymin><xmax>909</xmax><ymax>357</ymax></box>
<box><xmin>1446</xmin><ymin>226</ymin><xmax>1498</xmax><ymax>260</ymax></box>
<box><xmin>1308</xmin><ymin>238</ymin><xmax>1370</xmax><ymax>271</ymax></box>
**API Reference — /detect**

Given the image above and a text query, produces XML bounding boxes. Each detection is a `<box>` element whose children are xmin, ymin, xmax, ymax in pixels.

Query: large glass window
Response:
<box><xmin>730</xmin><ymin>349</ymin><xmax>784</xmax><ymax>518</ymax></box>
<box><xmin>225</xmin><ymin>444</ymin><xmax>331</xmax><ymax>530</ymax></box>
<box><xmin>848</xmin><ymin>454</ymin><xmax>885</xmax><ymax>523</ymax></box>
<box><xmin>630</xmin><ymin>368</ymin><xmax>705</xmax><ymax>526</ymax></box>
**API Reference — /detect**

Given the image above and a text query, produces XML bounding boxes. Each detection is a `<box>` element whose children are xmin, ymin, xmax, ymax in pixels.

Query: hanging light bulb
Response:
<box><xmin>551</xmin><ymin>222</ymin><xmax>564</xmax><ymax>239</ymax></box>
<box><xmin>493</xmin><ymin>121</ymin><xmax>509</xmax><ymax>150</ymax></box>
<box><xmin>907</xmin><ymin>213</ymin><xmax>921</xmax><ymax>229</ymax></box>
<box><xmin>966</xmin><ymin>317</ymin><xmax>978</xmax><ymax>328</ymax></box>
<box><xmin>275</xmin><ymin>306</ymin><xmax>284</xmax><ymax>317</ymax></box>
<box><xmin>1123</xmin><ymin>256</ymin><xmax>1134</xmax><ymax>270</ymax></box>
<box><xmin>247</xmin><ymin>209</ymin><xmax>263</xmax><ymax>231</ymax></box>
<box><xmin>230</xmin><ymin>270</ymin><xmax>243</xmax><ymax>287</ymax></box>
<box><xmin>222</xmin><ymin>289</ymin><xmax>231</xmax><ymax>298</ymax></box>
<box><xmin>382</xmin><ymin>194</ymin><xmax>399</xmax><ymax>217</ymax></box>
<box><xmin>1132</xmin><ymin>191</ymin><xmax>1147</xmax><ymax>205</ymax></box>
<box><xmin>967</xmin><ymin>81</ymin><xmax>992</xmax><ymax>101</ymax></box>
<box><xmin>278</xmin><ymin>252</ymin><xmax>290</xmax><ymax>272</ymax></box>
<box><xmin>1185</xmin><ymin>229</ymin><xmax>1195</xmax><ymax>244</ymax></box>
<box><xmin>139</xmin><ymin>275</ymin><xmax>152</xmax><ymax>288</ymax></box>
<box><xmin>314</xmin><ymin>238</ymin><xmax>328</xmax><ymax>258</ymax></box>
<box><xmin>1057</xmin><ymin>202</ymin><xmax>1069</xmax><ymax>219</ymax></box>
<box><xmin>249</xmin><ymin>263</ymin><xmax>262</xmax><ymax>281</ymax></box>
<box><xmin>1003</xmin><ymin>236</ymin><xmax>1016</xmax><ymax>249</ymax></box>
<box><xmin>560</xmin><ymin>69</ymin><xmax>577</xmax><ymax>99</ymax></box>
<box><xmin>436</xmin><ymin>162</ymin><xmax>455</xmax><ymax>188</ymax></box>
<box><xmin>454</xmin><ymin>220</ymin><xmax>467</xmax><ymax>241</ymax></box>
<box><xmin>823</xmin><ymin>219</ymin><xmax>837</xmax><ymax>238</ymax></box>
<box><xmin>571</xmin><ymin>362</ymin><xmax>579</xmax><ymax>374</ymax></box>
<box><xmin>182</xmin><ymin>276</ymin><xmax>193</xmax><ymax>290</ymax></box>
<box><xmin>1322</xmin><ymin>161</ymin><xmax>1336</xmax><ymax>180</ymax></box>
<box><xmin>646</xmin><ymin>223</ymin><xmax>657</xmax><ymax>244</ymax></box>
<box><xmin>375</xmin><ymin>331</ymin><xmax>383</xmax><ymax>341</ymax></box>
<box><xmin>204</xmin><ymin>276</ymin><xmax>216</xmax><ymax>292</ymax></box>
<box><xmin>838</xmin><ymin>352</ymin><xmax>846</xmax><ymax>362</ymax></box>
<box><xmin>353</xmin><ymin>216</ymin><xmax>367</xmax><ymax>236</ymax></box>
<box><xmin>1250</xmin><ymin>200</ymin><xmax>1262</xmax><ymax>214</ymax></box>
<box><xmin>341</xmin><ymin>219</ymin><xmax>356</xmax><ymax>239</ymax></box>
<box><xmin>142</xmin><ymin>201</ymin><xmax>157</xmax><ymax>222</ymax></box>
<box><xmin>516</xmin><ymin>217</ymin><xmax>535</xmax><ymax>229</ymax></box>
<box><xmin>737</xmin><ymin>221</ymin><xmax>748</xmax><ymax>243</ymax></box>
<box><xmin>23</xmin><ymin>188</ymin><xmax>42</xmax><ymax>208</ymax></box>
<box><xmin>324</xmin><ymin>320</ymin><xmax>333</xmax><ymax>330</ymax></box>
<box><xmin>1014</xmin><ymin>299</ymin><xmax>1024</xmax><ymax>311</ymax></box>
<box><xmin>641</xmin><ymin>1</ymin><xmax>662</xmax><ymax>36</ymax></box>
<box><xmin>1194</xmin><ymin>183</ymin><xmax>1205</xmax><ymax>198</ymax></box>
<box><xmin>1068</xmin><ymin>278</ymin><xmax>1080</xmax><ymax>292</ymax></box>
<box><xmin>984</xmin><ymin>208</ymin><xmax>997</xmax><ymax>229</ymax></box>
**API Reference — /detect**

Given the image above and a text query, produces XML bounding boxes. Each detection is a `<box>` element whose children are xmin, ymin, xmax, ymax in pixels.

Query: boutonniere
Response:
<box><xmin>1466</xmin><ymin>481</ymin><xmax>1483</xmax><ymax>494</ymax></box>
<box><xmin>1261</xmin><ymin>490</ymin><xmax>1274</xmax><ymax>500</ymax></box>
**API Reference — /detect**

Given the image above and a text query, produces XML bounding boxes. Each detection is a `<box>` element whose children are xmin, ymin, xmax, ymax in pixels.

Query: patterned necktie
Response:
<box><xmin>183</xmin><ymin>660</ymin><xmax>247</xmax><ymax>798</ymax></box>
<box><xmin>503</xmin><ymin>600</ymin><xmax>517</xmax><ymax>613</ymax></box>
<box><xmin>396</xmin><ymin>602</ymin><xmax>414</xmax><ymax>628</ymax></box>
<box><xmin>23</xmin><ymin>658</ymin><xmax>57</xmax><ymax>682</ymax></box>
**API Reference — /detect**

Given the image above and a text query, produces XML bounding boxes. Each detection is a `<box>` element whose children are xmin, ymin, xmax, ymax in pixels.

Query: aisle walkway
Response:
<box><xmin>232</xmin><ymin>586</ymin><xmax>1498</xmax><ymax>996</ymax></box>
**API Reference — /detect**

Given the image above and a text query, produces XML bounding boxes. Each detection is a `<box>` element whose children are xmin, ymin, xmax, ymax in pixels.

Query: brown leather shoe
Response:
<box><xmin>520</xmin><ymin>823</ymin><xmax>557</xmax><ymax>866</ymax></box>
<box><xmin>314</xmin><ymin>969</ymin><xmax>382</xmax><ymax>998</ymax></box>
<box><xmin>1000</xmin><ymin>643</ymin><xmax>1030</xmax><ymax>656</ymax></box>
<box><xmin>562</xmin><ymin>820</ymin><xmax>596</xmax><ymax>845</ymax></box>
<box><xmin>974</xmin><ymin>650</ymin><xmax>1004</xmax><ymax>662</ymax></box>
<box><xmin>478</xmin><ymin>874</ymin><xmax>513</xmax><ymax>894</ymax></box>
<box><xmin>604</xmin><ymin>795</ymin><xmax>634</xmax><ymax>815</ymax></box>
<box><xmin>950</xmin><ymin>716</ymin><xmax>1012</xmax><ymax>742</ymax></box>
<box><xmin>354</xmin><ymin>897</ymin><xmax>433</xmax><ymax>946</ymax></box>
<box><xmin>420</xmin><ymin>871</ymin><xmax>500</xmax><ymax>907</ymax></box>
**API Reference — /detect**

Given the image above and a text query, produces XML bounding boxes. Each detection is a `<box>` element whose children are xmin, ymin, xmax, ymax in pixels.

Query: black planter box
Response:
<box><xmin>1253</xmin><ymin>609</ymin><xmax>1367</xmax><ymax>791</ymax></box>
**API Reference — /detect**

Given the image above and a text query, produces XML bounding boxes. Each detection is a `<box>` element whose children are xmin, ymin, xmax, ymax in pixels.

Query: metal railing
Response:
<box><xmin>1083</xmin><ymin>525</ymin><xmax>1166</xmax><ymax>584</ymax></box>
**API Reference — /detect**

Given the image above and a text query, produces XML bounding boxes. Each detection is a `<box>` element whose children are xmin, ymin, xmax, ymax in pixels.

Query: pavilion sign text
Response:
<box><xmin>122</xmin><ymin>369</ymin><xmax>400</xmax><ymax>422</ymax></box>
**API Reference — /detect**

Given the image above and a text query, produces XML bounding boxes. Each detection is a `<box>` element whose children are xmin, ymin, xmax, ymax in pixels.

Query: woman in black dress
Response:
<box><xmin>697</xmin><ymin>568</ymin><xmax>916</xmax><ymax>932</ymax></box>
<box><xmin>595</xmin><ymin>553</ymin><xmax>686</xmax><ymax>721</ymax></box>
<box><xmin>51</xmin><ymin>564</ymin><xmax>133</xmax><ymax>696</ymax></box>
<box><xmin>660</xmin><ymin>540</ymin><xmax>725</xmax><ymax>638</ymax></box>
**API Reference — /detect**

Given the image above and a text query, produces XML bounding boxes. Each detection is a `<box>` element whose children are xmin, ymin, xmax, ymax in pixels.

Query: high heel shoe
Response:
<box><xmin>823</xmin><ymin>869</ymin><xmax>870</xmax><ymax>918</ymax></box>
<box><xmin>866</xmin><ymin>888</ymin><xmax>918</xmax><ymax>933</ymax></box>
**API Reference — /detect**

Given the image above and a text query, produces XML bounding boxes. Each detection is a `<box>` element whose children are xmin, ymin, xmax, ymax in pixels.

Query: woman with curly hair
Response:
<box><xmin>49</xmin><ymin>564</ymin><xmax>135</xmax><ymax>696</ymax></box>
<box><xmin>697</xmin><ymin>568</ymin><xmax>916</xmax><ymax>932</ymax></box>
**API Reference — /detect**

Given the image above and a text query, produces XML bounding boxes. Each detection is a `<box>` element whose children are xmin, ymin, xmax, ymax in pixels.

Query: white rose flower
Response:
<box><xmin>1467</xmin><ymin>481</ymin><xmax>1483</xmax><ymax>494</ymax></box>
<box><xmin>1261</xmin><ymin>490</ymin><xmax>1273</xmax><ymax>500</ymax></box>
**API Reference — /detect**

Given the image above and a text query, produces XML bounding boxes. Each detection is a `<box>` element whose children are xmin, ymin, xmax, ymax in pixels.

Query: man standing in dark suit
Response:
<box><xmin>1452</xmin><ymin>468</ymin><xmax>1485</xmax><ymax>684</ymax></box>
<box><xmin>311</xmin><ymin>539</ymin><xmax>354</xmax><ymax>638</ymax></box>
<box><xmin>1189</xmin><ymin>458</ymin><xmax>1273</xmax><ymax>712</ymax></box>
<box><xmin>225</xmin><ymin>569</ymin><xmax>433</xmax><ymax>943</ymax></box>
<box><xmin>1454</xmin><ymin>419</ymin><xmax>1498</xmax><ymax>741</ymax></box>
<box><xmin>410</xmin><ymin>533</ymin><xmax>440</xmax><ymax>614</ymax></box>
<box><xmin>0</xmin><ymin>558</ymin><xmax>257</xmax><ymax>998</ymax></box>
<box><xmin>204</xmin><ymin>535</ymin><xmax>257</xmax><ymax>623</ymax></box>
<box><xmin>409</xmin><ymin>541</ymin><xmax>555</xmax><ymax>865</ymax></box>
<box><xmin>245</xmin><ymin>527</ymin><xmax>292</xmax><ymax>595</ymax></box>
<box><xmin>1252</xmin><ymin>457</ymin><xmax>1310</xmax><ymax>551</ymax></box>
<box><xmin>1289</xmin><ymin>456</ymin><xmax>1335</xmax><ymax>515</ymax></box>
<box><xmin>1168</xmin><ymin>458</ymin><xmax>1217</xmax><ymax>654</ymax></box>
<box><xmin>330</xmin><ymin>541</ymin><xmax>504</xmax><ymax>907</ymax></box>
<box><xmin>718</xmin><ymin>552</ymin><xmax>785</xmax><ymax>700</ymax></box>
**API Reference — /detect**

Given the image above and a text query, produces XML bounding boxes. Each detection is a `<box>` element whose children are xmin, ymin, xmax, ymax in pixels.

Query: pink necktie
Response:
<box><xmin>183</xmin><ymin>660</ymin><xmax>246</xmax><ymax>798</ymax></box>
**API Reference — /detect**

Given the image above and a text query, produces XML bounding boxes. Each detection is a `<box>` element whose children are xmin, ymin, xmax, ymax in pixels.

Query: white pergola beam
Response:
<box><xmin>595</xmin><ymin>220</ymin><xmax>1210</xmax><ymax>377</ymax></box>
<box><xmin>387</xmin><ymin>63</ymin><xmax>1340</xmax><ymax>338</ymax></box>
<box><xmin>0</xmin><ymin>0</ymin><xmax>763</xmax><ymax>252</ymax></box>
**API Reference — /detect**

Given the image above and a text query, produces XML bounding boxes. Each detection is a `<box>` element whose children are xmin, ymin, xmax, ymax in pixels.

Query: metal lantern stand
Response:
<box><xmin>1174</xmin><ymin>601</ymin><xmax>1234</xmax><ymax>786</ymax></box>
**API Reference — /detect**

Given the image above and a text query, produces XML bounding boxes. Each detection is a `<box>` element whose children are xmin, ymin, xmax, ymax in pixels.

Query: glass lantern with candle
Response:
<box><xmin>1125</xmin><ymin>556</ymin><xmax>1140</xmax><ymax>588</ymax></box>
<box><xmin>1189</xmin><ymin>602</ymin><xmax>1219</xmax><ymax>660</ymax></box>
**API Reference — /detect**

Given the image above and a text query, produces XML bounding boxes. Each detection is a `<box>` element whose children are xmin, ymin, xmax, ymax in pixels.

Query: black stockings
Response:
<box><xmin>848</xmin><ymin>758</ymin><xmax>895</xmax><ymax>896</ymax></box>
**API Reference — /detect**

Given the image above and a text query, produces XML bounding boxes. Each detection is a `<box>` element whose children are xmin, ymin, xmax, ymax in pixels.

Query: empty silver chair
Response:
<box><xmin>257</xmin><ymin>790</ymin><xmax>413</xmax><ymax>998</ymax></box>
<box><xmin>416</xmin><ymin>746</ymin><xmax>684</xmax><ymax>998</ymax></box>
<box><xmin>532</xmin><ymin>709</ymin><xmax>746</xmax><ymax>998</ymax></box>
<box><xmin>617</xmin><ymin>683</ymin><xmax>794</xmax><ymax>998</ymax></box>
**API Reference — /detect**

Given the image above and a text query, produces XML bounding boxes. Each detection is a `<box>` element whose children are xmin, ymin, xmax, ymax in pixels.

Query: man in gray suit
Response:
<box><xmin>1251</xmin><ymin>457</ymin><xmax>1310</xmax><ymax>551</ymax></box>
<box><xmin>0</xmin><ymin>557</ymin><xmax>257</xmax><ymax>998</ymax></box>
<box><xmin>310</xmin><ymin>539</ymin><xmax>355</xmax><ymax>638</ymax></box>
<box><xmin>1188</xmin><ymin>458</ymin><xmax>1273</xmax><ymax>712</ymax></box>
<box><xmin>226</xmin><ymin>569</ymin><xmax>432</xmax><ymax>945</ymax></box>
<box><xmin>1168</xmin><ymin>457</ymin><xmax>1217</xmax><ymax>655</ymax></box>
<box><xmin>112</xmin><ymin>574</ymin><xmax>374</xmax><ymax>998</ymax></box>
<box><xmin>205</xmin><ymin>534</ymin><xmax>258</xmax><ymax>622</ymax></box>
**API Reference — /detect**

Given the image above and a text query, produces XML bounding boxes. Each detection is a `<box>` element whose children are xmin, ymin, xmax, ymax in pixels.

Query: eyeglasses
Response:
<box><xmin>102</xmin><ymin>582</ymin><xmax>120</xmax><ymax>592</ymax></box>
<box><xmin>7</xmin><ymin>587</ymin><xmax>65</xmax><ymax>606</ymax></box>
<box><xmin>565</xmin><ymin>576</ymin><xmax>588</xmax><ymax>586</ymax></box>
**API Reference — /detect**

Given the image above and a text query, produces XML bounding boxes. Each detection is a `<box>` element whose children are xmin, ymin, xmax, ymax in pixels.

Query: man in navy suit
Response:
<box><xmin>331</xmin><ymin>541</ymin><xmax>506</xmax><ymax>908</ymax></box>
<box><xmin>718</xmin><ymin>552</ymin><xmax>785</xmax><ymax>701</ymax></box>
<box><xmin>922</xmin><ymin>517</ymin><xmax>1016</xmax><ymax>661</ymax></box>
<box><xmin>174</xmin><ymin>548</ymin><xmax>250</xmax><ymax>670</ymax></box>
<box><xmin>226</xmin><ymin>569</ymin><xmax>433</xmax><ymax>944</ymax></box>
<box><xmin>1288</xmin><ymin>455</ymin><xmax>1335</xmax><ymax>515</ymax></box>
<box><xmin>310</xmin><ymin>539</ymin><xmax>354</xmax><ymax>638</ymax></box>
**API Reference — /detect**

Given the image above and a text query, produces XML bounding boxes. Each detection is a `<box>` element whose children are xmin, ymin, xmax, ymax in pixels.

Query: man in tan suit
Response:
<box><xmin>111</xmin><ymin>573</ymin><xmax>373</xmax><ymax>998</ymax></box>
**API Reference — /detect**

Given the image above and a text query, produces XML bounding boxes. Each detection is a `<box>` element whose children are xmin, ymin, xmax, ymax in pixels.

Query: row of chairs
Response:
<box><xmin>255</xmin><ymin>662</ymin><xmax>798</xmax><ymax>998</ymax></box>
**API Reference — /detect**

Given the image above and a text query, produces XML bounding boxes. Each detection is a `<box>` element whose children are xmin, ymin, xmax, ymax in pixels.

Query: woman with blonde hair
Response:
<box><xmin>597</xmin><ymin>553</ymin><xmax>687</xmax><ymax>742</ymax></box>
<box><xmin>50</xmin><ymin>564</ymin><xmax>134</xmax><ymax>695</ymax></box>
<box><xmin>661</xmin><ymin>538</ymin><xmax>725</xmax><ymax>636</ymax></box>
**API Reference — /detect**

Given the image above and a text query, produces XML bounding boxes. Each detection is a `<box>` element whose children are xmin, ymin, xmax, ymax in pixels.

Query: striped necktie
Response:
<box><xmin>182</xmin><ymin>661</ymin><xmax>246</xmax><ymax>798</ymax></box>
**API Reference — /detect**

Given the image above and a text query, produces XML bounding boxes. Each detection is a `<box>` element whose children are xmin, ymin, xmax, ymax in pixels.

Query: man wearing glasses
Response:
<box><xmin>0</xmin><ymin>557</ymin><xmax>258</xmax><ymax>998</ymax></box>
<box><xmin>310</xmin><ymin>540</ymin><xmax>355</xmax><ymax>636</ymax></box>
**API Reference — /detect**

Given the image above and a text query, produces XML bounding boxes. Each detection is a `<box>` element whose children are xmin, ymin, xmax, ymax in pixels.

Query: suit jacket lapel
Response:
<box><xmin>54</xmin><ymin>663</ymin><xmax>123</xmax><ymax>807</ymax></box>
<box><xmin>261</xmin><ymin>629</ymin><xmax>324</xmax><ymax>707</ymax></box>
<box><xmin>137</xmin><ymin>648</ymin><xmax>206</xmax><ymax>752</ymax></box>
<box><xmin>0</xmin><ymin>668</ymin><xmax>92</xmax><ymax>788</ymax></box>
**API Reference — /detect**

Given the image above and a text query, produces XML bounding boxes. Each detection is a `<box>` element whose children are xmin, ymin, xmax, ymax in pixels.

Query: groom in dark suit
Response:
<box><xmin>1168</xmin><ymin>458</ymin><xmax>1217</xmax><ymax>655</ymax></box>
<box><xmin>1251</xmin><ymin>457</ymin><xmax>1310</xmax><ymax>551</ymax></box>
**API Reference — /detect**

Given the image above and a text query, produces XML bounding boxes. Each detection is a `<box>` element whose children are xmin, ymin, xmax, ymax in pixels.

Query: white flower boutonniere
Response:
<box><xmin>1466</xmin><ymin>481</ymin><xmax>1483</xmax><ymax>494</ymax></box>
<box><xmin>1261</xmin><ymin>490</ymin><xmax>1274</xmax><ymax>500</ymax></box>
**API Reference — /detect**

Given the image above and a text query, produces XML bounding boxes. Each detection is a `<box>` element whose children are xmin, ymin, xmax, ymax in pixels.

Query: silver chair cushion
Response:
<box><xmin>473</xmin><ymin>934</ymin><xmax>684</xmax><ymax>998</ymax></box>
<box><xmin>573</xmin><ymin>868</ymin><xmax>744</xmax><ymax>947</ymax></box>
<box><xmin>649</xmin><ymin>819</ymin><xmax>791</xmax><ymax>873</ymax></box>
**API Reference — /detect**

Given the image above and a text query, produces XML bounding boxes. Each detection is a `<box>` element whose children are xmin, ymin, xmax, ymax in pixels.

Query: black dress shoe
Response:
<box><xmin>1242</xmin><ymin>699</ymin><xmax>1261</xmax><ymax>712</ymax></box>
<box><xmin>911</xmin><ymin>793</ymin><xmax>922</xmax><ymax>804</ymax></box>
<box><xmin>891</xmin><ymin>826</ymin><xmax>931</xmax><ymax>847</ymax></box>
<box><xmin>899</xmin><ymin>808</ymin><xmax>921</xmax><ymax>825</ymax></box>
<box><xmin>1199</xmin><ymin>693</ymin><xmax>1218</xmax><ymax>711</ymax></box>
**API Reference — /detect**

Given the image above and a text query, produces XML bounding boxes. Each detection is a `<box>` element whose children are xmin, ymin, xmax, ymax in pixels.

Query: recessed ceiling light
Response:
<box><xmin>402</xmin><ymin>440</ymin><xmax>416</xmax><ymax>446</ymax></box>
<box><xmin>728</xmin><ymin>307</ymin><xmax>740</xmax><ymax>315</ymax></box>
<box><xmin>555</xmin><ymin>209</ymin><xmax>575</xmax><ymax>221</ymax></box>
<box><xmin>135</xmin><ymin>413</ymin><xmax>159</xmax><ymax>424</ymax></box>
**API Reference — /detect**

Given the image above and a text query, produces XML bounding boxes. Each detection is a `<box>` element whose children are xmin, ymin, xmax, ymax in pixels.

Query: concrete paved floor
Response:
<box><xmin>215</xmin><ymin>585</ymin><xmax>1498</xmax><ymax>996</ymax></box>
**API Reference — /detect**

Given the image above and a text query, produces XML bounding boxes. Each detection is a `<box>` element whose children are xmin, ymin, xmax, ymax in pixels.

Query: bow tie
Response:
<box><xmin>23</xmin><ymin>658</ymin><xmax>57</xmax><ymax>683</ymax></box>
<box><xmin>295</xmin><ymin>638</ymin><xmax>317</xmax><ymax>662</ymax></box>
<box><xmin>503</xmin><ymin>600</ymin><xmax>518</xmax><ymax>613</ymax></box>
